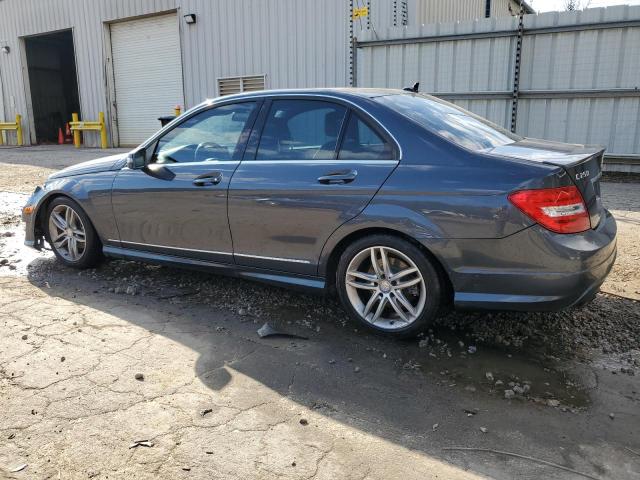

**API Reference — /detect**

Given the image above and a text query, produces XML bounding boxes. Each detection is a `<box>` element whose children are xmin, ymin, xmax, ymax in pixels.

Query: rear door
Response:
<box><xmin>227</xmin><ymin>97</ymin><xmax>399</xmax><ymax>275</ymax></box>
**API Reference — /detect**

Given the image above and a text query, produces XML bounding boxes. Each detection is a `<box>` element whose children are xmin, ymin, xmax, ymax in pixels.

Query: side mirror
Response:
<box><xmin>126</xmin><ymin>149</ymin><xmax>146</xmax><ymax>169</ymax></box>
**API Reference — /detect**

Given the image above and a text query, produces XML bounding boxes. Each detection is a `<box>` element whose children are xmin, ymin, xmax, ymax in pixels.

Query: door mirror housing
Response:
<box><xmin>126</xmin><ymin>149</ymin><xmax>146</xmax><ymax>169</ymax></box>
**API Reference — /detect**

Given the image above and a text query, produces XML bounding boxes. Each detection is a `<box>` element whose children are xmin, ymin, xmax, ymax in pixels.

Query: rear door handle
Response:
<box><xmin>317</xmin><ymin>169</ymin><xmax>357</xmax><ymax>185</ymax></box>
<box><xmin>193</xmin><ymin>171</ymin><xmax>223</xmax><ymax>186</ymax></box>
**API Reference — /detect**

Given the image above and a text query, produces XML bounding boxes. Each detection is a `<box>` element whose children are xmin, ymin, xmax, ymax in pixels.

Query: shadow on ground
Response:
<box><xmin>23</xmin><ymin>254</ymin><xmax>640</xmax><ymax>480</ymax></box>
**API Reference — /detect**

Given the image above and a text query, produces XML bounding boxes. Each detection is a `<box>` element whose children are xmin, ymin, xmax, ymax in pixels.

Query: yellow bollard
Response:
<box><xmin>174</xmin><ymin>105</ymin><xmax>181</xmax><ymax>117</ymax></box>
<box><xmin>72</xmin><ymin>113</ymin><xmax>81</xmax><ymax>148</ymax></box>
<box><xmin>15</xmin><ymin>114</ymin><xmax>23</xmax><ymax>146</ymax></box>
<box><xmin>99</xmin><ymin>111</ymin><xmax>107</xmax><ymax>149</ymax></box>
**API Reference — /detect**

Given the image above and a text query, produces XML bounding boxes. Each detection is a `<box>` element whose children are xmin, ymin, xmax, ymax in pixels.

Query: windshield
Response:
<box><xmin>376</xmin><ymin>93</ymin><xmax>521</xmax><ymax>151</ymax></box>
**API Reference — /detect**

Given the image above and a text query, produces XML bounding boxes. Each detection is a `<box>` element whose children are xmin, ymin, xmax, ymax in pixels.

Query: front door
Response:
<box><xmin>111</xmin><ymin>101</ymin><xmax>259</xmax><ymax>263</ymax></box>
<box><xmin>228</xmin><ymin>98</ymin><xmax>399</xmax><ymax>275</ymax></box>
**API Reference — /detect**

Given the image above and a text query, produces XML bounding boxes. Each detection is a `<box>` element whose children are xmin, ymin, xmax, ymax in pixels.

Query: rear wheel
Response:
<box><xmin>336</xmin><ymin>235</ymin><xmax>442</xmax><ymax>338</ymax></box>
<box><xmin>46</xmin><ymin>197</ymin><xmax>102</xmax><ymax>268</ymax></box>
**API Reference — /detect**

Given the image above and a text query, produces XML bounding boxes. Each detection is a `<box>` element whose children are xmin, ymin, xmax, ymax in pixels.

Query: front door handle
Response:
<box><xmin>317</xmin><ymin>169</ymin><xmax>357</xmax><ymax>185</ymax></box>
<box><xmin>193</xmin><ymin>171</ymin><xmax>223</xmax><ymax>186</ymax></box>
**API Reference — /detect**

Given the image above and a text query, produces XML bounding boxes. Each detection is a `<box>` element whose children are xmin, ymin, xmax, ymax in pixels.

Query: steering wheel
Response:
<box><xmin>194</xmin><ymin>142</ymin><xmax>230</xmax><ymax>161</ymax></box>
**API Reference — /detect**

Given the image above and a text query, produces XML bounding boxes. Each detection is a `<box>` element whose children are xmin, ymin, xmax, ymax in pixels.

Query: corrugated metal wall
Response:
<box><xmin>0</xmin><ymin>0</ymin><xmax>177</xmax><ymax>146</ymax></box>
<box><xmin>0</xmin><ymin>0</ymin><xmax>350</xmax><ymax>146</ymax></box>
<box><xmin>179</xmin><ymin>0</ymin><xmax>349</xmax><ymax>106</ymax></box>
<box><xmin>356</xmin><ymin>5</ymin><xmax>640</xmax><ymax>163</ymax></box>
<box><xmin>416</xmin><ymin>0</ymin><xmax>486</xmax><ymax>24</ymax></box>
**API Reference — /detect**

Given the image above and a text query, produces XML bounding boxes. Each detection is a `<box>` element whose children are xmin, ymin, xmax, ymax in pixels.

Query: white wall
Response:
<box><xmin>0</xmin><ymin>0</ymin><xmax>352</xmax><ymax>146</ymax></box>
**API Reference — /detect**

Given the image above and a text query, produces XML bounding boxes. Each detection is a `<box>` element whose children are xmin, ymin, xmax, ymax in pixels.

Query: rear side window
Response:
<box><xmin>376</xmin><ymin>93</ymin><xmax>520</xmax><ymax>151</ymax></box>
<box><xmin>338</xmin><ymin>114</ymin><xmax>394</xmax><ymax>160</ymax></box>
<box><xmin>256</xmin><ymin>100</ymin><xmax>347</xmax><ymax>160</ymax></box>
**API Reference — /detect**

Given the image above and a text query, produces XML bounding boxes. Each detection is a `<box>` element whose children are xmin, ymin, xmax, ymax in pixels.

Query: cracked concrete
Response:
<box><xmin>0</xmin><ymin>148</ymin><xmax>639</xmax><ymax>479</ymax></box>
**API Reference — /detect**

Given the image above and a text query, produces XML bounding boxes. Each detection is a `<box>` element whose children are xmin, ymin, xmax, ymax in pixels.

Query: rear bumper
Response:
<box><xmin>441</xmin><ymin>210</ymin><xmax>617</xmax><ymax>311</ymax></box>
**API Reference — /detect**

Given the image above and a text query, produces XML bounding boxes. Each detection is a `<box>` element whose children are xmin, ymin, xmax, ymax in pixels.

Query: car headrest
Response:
<box><xmin>325</xmin><ymin>111</ymin><xmax>342</xmax><ymax>137</ymax></box>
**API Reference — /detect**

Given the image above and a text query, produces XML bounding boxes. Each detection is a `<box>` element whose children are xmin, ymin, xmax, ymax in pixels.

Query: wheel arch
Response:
<box><xmin>322</xmin><ymin>226</ymin><xmax>453</xmax><ymax>304</ymax></box>
<box><xmin>34</xmin><ymin>192</ymin><xmax>77</xmax><ymax>238</ymax></box>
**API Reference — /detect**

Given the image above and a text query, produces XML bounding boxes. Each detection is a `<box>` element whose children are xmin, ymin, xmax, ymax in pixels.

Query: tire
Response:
<box><xmin>336</xmin><ymin>234</ymin><xmax>442</xmax><ymax>338</ymax></box>
<box><xmin>45</xmin><ymin>197</ymin><xmax>103</xmax><ymax>269</ymax></box>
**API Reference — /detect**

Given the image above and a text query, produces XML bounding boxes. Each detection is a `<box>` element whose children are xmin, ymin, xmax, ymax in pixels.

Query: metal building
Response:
<box><xmin>0</xmin><ymin>0</ymin><xmax>530</xmax><ymax>147</ymax></box>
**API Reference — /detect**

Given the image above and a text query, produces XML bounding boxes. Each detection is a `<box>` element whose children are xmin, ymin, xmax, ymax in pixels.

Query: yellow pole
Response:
<box><xmin>99</xmin><ymin>111</ymin><xmax>107</xmax><ymax>149</ymax></box>
<box><xmin>174</xmin><ymin>105</ymin><xmax>181</xmax><ymax>116</ymax></box>
<box><xmin>72</xmin><ymin>113</ymin><xmax>81</xmax><ymax>148</ymax></box>
<box><xmin>0</xmin><ymin>129</ymin><xmax>3</xmax><ymax>145</ymax></box>
<box><xmin>15</xmin><ymin>114</ymin><xmax>23</xmax><ymax>146</ymax></box>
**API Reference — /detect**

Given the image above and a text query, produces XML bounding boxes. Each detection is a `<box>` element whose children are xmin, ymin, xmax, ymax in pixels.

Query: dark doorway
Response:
<box><xmin>24</xmin><ymin>30</ymin><xmax>80</xmax><ymax>143</ymax></box>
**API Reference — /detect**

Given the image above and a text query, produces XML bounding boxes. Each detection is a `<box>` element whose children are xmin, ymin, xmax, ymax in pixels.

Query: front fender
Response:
<box><xmin>23</xmin><ymin>172</ymin><xmax>118</xmax><ymax>249</ymax></box>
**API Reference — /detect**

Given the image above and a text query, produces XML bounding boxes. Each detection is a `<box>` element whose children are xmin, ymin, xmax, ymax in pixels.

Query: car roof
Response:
<box><xmin>205</xmin><ymin>87</ymin><xmax>406</xmax><ymax>104</ymax></box>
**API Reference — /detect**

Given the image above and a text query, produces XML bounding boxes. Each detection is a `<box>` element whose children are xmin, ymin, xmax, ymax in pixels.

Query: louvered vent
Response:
<box><xmin>217</xmin><ymin>75</ymin><xmax>266</xmax><ymax>96</ymax></box>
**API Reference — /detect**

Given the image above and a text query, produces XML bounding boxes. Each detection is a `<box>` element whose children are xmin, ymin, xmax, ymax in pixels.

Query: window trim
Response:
<box><xmin>147</xmin><ymin>100</ymin><xmax>262</xmax><ymax>165</ymax></box>
<box><xmin>244</xmin><ymin>96</ymin><xmax>399</xmax><ymax>162</ymax></box>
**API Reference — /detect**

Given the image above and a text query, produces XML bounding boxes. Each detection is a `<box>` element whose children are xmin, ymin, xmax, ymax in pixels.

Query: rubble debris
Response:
<box><xmin>257</xmin><ymin>323</ymin><xmax>308</xmax><ymax>340</ymax></box>
<box><xmin>128</xmin><ymin>440</ymin><xmax>154</xmax><ymax>449</ymax></box>
<box><xmin>134</xmin><ymin>373</ymin><xmax>144</xmax><ymax>381</ymax></box>
<box><xmin>10</xmin><ymin>464</ymin><xmax>27</xmax><ymax>473</ymax></box>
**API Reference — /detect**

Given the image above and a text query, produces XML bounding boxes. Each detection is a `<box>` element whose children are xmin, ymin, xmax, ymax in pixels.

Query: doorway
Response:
<box><xmin>24</xmin><ymin>30</ymin><xmax>80</xmax><ymax>144</ymax></box>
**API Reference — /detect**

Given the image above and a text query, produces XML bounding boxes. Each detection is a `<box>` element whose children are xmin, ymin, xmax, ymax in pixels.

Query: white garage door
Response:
<box><xmin>111</xmin><ymin>14</ymin><xmax>184</xmax><ymax>146</ymax></box>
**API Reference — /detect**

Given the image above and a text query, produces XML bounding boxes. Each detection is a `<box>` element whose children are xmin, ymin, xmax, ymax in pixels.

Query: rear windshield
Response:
<box><xmin>375</xmin><ymin>93</ymin><xmax>521</xmax><ymax>151</ymax></box>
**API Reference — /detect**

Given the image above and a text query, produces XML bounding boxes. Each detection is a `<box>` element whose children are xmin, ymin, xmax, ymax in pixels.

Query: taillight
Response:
<box><xmin>508</xmin><ymin>186</ymin><xmax>590</xmax><ymax>234</ymax></box>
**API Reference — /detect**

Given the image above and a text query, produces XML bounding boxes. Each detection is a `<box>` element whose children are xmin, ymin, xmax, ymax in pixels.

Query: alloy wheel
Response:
<box><xmin>48</xmin><ymin>204</ymin><xmax>87</xmax><ymax>262</ymax></box>
<box><xmin>344</xmin><ymin>246</ymin><xmax>426</xmax><ymax>331</ymax></box>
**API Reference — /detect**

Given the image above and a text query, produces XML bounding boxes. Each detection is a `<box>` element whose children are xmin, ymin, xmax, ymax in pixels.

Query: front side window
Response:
<box><xmin>154</xmin><ymin>102</ymin><xmax>257</xmax><ymax>164</ymax></box>
<box><xmin>338</xmin><ymin>114</ymin><xmax>394</xmax><ymax>160</ymax></box>
<box><xmin>375</xmin><ymin>93</ymin><xmax>520</xmax><ymax>151</ymax></box>
<box><xmin>256</xmin><ymin>100</ymin><xmax>347</xmax><ymax>160</ymax></box>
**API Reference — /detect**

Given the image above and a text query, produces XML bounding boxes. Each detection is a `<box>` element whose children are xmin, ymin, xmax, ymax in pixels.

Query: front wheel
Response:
<box><xmin>336</xmin><ymin>235</ymin><xmax>442</xmax><ymax>338</ymax></box>
<box><xmin>46</xmin><ymin>197</ymin><xmax>103</xmax><ymax>269</ymax></box>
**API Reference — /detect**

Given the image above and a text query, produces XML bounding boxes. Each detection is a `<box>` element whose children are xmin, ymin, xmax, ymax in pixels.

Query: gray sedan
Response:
<box><xmin>23</xmin><ymin>89</ymin><xmax>617</xmax><ymax>337</ymax></box>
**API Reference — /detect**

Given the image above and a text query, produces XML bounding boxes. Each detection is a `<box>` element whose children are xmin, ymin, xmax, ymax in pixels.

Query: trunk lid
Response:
<box><xmin>487</xmin><ymin>138</ymin><xmax>605</xmax><ymax>228</ymax></box>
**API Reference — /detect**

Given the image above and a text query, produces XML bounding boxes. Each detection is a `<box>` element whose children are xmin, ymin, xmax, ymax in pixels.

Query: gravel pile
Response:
<box><xmin>435</xmin><ymin>294</ymin><xmax>640</xmax><ymax>357</ymax></box>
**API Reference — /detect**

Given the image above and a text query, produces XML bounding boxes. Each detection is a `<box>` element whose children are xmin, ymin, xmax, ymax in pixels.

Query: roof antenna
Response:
<box><xmin>403</xmin><ymin>82</ymin><xmax>419</xmax><ymax>93</ymax></box>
